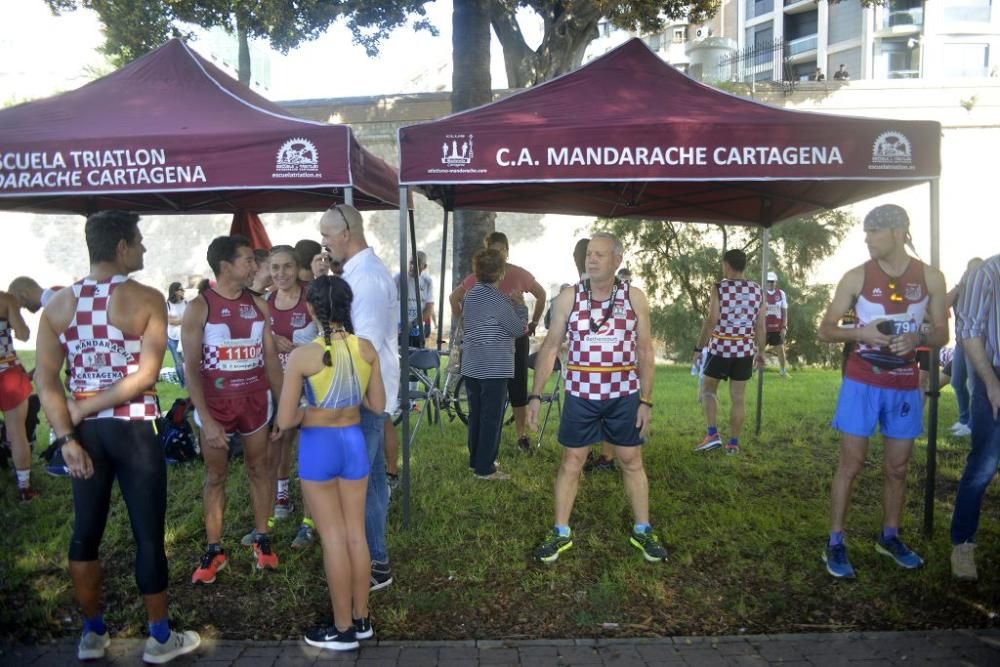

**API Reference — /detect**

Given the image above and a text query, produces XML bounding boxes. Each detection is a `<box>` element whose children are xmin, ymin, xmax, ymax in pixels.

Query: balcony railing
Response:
<box><xmin>883</xmin><ymin>7</ymin><xmax>923</xmax><ymax>29</ymax></box>
<box><xmin>786</xmin><ymin>33</ymin><xmax>818</xmax><ymax>56</ymax></box>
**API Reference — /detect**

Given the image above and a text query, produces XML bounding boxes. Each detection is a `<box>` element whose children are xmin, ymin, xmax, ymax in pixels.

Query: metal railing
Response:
<box><xmin>719</xmin><ymin>37</ymin><xmax>794</xmax><ymax>86</ymax></box>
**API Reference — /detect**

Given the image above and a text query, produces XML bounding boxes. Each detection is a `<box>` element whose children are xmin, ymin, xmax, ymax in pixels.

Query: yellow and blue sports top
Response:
<box><xmin>302</xmin><ymin>334</ymin><xmax>371</xmax><ymax>409</ymax></box>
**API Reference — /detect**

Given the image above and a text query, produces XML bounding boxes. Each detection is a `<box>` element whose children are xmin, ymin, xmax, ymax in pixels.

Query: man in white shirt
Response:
<box><xmin>320</xmin><ymin>204</ymin><xmax>399</xmax><ymax>591</ymax></box>
<box><xmin>8</xmin><ymin>276</ymin><xmax>61</xmax><ymax>312</ymax></box>
<box><xmin>395</xmin><ymin>251</ymin><xmax>434</xmax><ymax>349</ymax></box>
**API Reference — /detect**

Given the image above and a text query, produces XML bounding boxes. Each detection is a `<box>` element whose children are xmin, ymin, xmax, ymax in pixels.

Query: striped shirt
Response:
<box><xmin>956</xmin><ymin>253</ymin><xmax>1000</xmax><ymax>367</ymax></box>
<box><xmin>460</xmin><ymin>283</ymin><xmax>526</xmax><ymax>379</ymax></box>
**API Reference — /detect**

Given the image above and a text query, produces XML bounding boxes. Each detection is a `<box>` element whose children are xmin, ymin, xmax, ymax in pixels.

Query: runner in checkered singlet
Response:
<box><xmin>35</xmin><ymin>211</ymin><xmax>200</xmax><ymax>663</ymax></box>
<box><xmin>693</xmin><ymin>249</ymin><xmax>765</xmax><ymax>455</ymax></box>
<box><xmin>183</xmin><ymin>235</ymin><xmax>285</xmax><ymax>582</ymax></box>
<box><xmin>527</xmin><ymin>233</ymin><xmax>667</xmax><ymax>564</ymax></box>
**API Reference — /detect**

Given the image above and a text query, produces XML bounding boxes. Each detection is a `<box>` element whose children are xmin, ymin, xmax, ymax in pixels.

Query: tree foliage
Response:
<box><xmin>599</xmin><ymin>210</ymin><xmax>855</xmax><ymax>365</ymax></box>
<box><xmin>45</xmin><ymin>0</ymin><xmax>341</xmax><ymax>79</ymax></box>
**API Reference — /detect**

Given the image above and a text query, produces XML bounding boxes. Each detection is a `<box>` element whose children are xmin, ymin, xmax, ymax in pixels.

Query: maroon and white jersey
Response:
<box><xmin>59</xmin><ymin>276</ymin><xmax>157</xmax><ymax>421</ymax></box>
<box><xmin>765</xmin><ymin>288</ymin><xmax>787</xmax><ymax>333</ymax></box>
<box><xmin>0</xmin><ymin>317</ymin><xmax>18</xmax><ymax>372</ymax></box>
<box><xmin>565</xmin><ymin>280</ymin><xmax>639</xmax><ymax>400</ymax></box>
<box><xmin>845</xmin><ymin>259</ymin><xmax>928</xmax><ymax>390</ymax></box>
<box><xmin>267</xmin><ymin>284</ymin><xmax>311</xmax><ymax>370</ymax></box>
<box><xmin>200</xmin><ymin>288</ymin><xmax>267</xmax><ymax>398</ymax></box>
<box><xmin>709</xmin><ymin>279</ymin><xmax>762</xmax><ymax>359</ymax></box>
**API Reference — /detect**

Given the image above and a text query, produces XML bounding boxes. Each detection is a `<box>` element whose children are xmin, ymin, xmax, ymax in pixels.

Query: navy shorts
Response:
<box><xmin>298</xmin><ymin>424</ymin><xmax>369</xmax><ymax>481</ymax></box>
<box><xmin>558</xmin><ymin>392</ymin><xmax>643</xmax><ymax>448</ymax></box>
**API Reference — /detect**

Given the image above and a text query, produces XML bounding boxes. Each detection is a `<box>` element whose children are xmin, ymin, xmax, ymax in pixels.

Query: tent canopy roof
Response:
<box><xmin>398</xmin><ymin>39</ymin><xmax>940</xmax><ymax>225</ymax></box>
<box><xmin>0</xmin><ymin>39</ymin><xmax>404</xmax><ymax>214</ymax></box>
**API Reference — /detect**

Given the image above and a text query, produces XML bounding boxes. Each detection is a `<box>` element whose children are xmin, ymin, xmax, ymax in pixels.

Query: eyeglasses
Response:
<box><xmin>887</xmin><ymin>280</ymin><xmax>904</xmax><ymax>303</ymax></box>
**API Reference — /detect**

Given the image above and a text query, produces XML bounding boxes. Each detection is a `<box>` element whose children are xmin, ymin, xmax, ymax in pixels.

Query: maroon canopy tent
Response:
<box><xmin>0</xmin><ymin>39</ymin><xmax>403</xmax><ymax>214</ymax></box>
<box><xmin>394</xmin><ymin>39</ymin><xmax>945</xmax><ymax>531</ymax></box>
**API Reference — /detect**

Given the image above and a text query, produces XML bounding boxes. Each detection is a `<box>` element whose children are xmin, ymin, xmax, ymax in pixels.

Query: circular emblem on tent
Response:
<box><xmin>869</xmin><ymin>131</ymin><xmax>913</xmax><ymax>171</ymax></box>
<box><xmin>275</xmin><ymin>138</ymin><xmax>319</xmax><ymax>173</ymax></box>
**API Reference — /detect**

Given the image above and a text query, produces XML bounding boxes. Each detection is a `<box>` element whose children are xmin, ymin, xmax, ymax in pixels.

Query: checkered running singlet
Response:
<box><xmin>0</xmin><ymin>318</ymin><xmax>17</xmax><ymax>372</ymax></box>
<box><xmin>565</xmin><ymin>280</ymin><xmax>639</xmax><ymax>400</ymax></box>
<box><xmin>709</xmin><ymin>279</ymin><xmax>762</xmax><ymax>359</ymax></box>
<box><xmin>59</xmin><ymin>276</ymin><xmax>158</xmax><ymax>420</ymax></box>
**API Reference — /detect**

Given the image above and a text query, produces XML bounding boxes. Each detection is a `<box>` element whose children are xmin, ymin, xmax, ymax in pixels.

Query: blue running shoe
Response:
<box><xmin>822</xmin><ymin>543</ymin><xmax>856</xmax><ymax>579</ymax></box>
<box><xmin>875</xmin><ymin>535</ymin><xmax>924</xmax><ymax>569</ymax></box>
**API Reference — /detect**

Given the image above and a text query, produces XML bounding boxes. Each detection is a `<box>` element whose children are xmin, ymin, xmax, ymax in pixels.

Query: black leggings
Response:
<box><xmin>70</xmin><ymin>419</ymin><xmax>168</xmax><ymax>595</ymax></box>
<box><xmin>507</xmin><ymin>334</ymin><xmax>529</xmax><ymax>408</ymax></box>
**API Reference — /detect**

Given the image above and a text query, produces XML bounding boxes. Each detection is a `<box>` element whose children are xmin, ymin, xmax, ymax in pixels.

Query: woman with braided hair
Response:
<box><xmin>276</xmin><ymin>275</ymin><xmax>385</xmax><ymax>651</ymax></box>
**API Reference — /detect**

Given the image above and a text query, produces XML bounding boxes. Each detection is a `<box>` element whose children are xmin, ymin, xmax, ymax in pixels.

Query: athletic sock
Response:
<box><xmin>207</xmin><ymin>542</ymin><xmax>223</xmax><ymax>555</ymax></box>
<box><xmin>881</xmin><ymin>526</ymin><xmax>899</xmax><ymax>541</ymax></box>
<box><xmin>276</xmin><ymin>478</ymin><xmax>289</xmax><ymax>500</ymax></box>
<box><xmin>707</xmin><ymin>426</ymin><xmax>718</xmax><ymax>437</ymax></box>
<box><xmin>83</xmin><ymin>614</ymin><xmax>106</xmax><ymax>636</ymax></box>
<box><xmin>728</xmin><ymin>438</ymin><xmax>738</xmax><ymax>447</ymax></box>
<box><xmin>633</xmin><ymin>523</ymin><xmax>651</xmax><ymax>534</ymax></box>
<box><xmin>555</xmin><ymin>525</ymin><xmax>571</xmax><ymax>538</ymax></box>
<box><xmin>149</xmin><ymin>618</ymin><xmax>170</xmax><ymax>643</ymax></box>
<box><xmin>15</xmin><ymin>469</ymin><xmax>30</xmax><ymax>489</ymax></box>
<box><xmin>828</xmin><ymin>531</ymin><xmax>845</xmax><ymax>547</ymax></box>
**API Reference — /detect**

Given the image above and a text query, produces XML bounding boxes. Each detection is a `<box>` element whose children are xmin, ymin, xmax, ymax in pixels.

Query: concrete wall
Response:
<box><xmin>5</xmin><ymin>78</ymin><xmax>998</xmax><ymax>348</ymax></box>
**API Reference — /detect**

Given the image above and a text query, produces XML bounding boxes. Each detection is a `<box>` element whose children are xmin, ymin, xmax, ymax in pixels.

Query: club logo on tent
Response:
<box><xmin>275</xmin><ymin>138</ymin><xmax>319</xmax><ymax>173</ymax></box>
<box><xmin>869</xmin><ymin>131</ymin><xmax>913</xmax><ymax>171</ymax></box>
<box><xmin>441</xmin><ymin>134</ymin><xmax>474</xmax><ymax>166</ymax></box>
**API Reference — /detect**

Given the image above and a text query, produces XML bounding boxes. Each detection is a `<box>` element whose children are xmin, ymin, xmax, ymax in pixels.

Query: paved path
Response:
<box><xmin>3</xmin><ymin>630</ymin><xmax>998</xmax><ymax>666</ymax></box>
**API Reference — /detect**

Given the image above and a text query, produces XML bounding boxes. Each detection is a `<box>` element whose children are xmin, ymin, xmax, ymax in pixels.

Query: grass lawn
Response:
<box><xmin>2</xmin><ymin>352</ymin><xmax>997</xmax><ymax>642</ymax></box>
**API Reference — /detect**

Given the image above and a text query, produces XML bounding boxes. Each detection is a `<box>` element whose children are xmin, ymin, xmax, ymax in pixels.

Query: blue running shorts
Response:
<box><xmin>832</xmin><ymin>377</ymin><xmax>923</xmax><ymax>440</ymax></box>
<box><xmin>298</xmin><ymin>425</ymin><xmax>369</xmax><ymax>481</ymax></box>
<box><xmin>558</xmin><ymin>392</ymin><xmax>643</xmax><ymax>448</ymax></box>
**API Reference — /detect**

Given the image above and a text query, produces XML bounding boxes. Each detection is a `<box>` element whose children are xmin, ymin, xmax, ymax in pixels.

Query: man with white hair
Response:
<box><xmin>527</xmin><ymin>232</ymin><xmax>665</xmax><ymax>564</ymax></box>
<box><xmin>320</xmin><ymin>203</ymin><xmax>399</xmax><ymax>591</ymax></box>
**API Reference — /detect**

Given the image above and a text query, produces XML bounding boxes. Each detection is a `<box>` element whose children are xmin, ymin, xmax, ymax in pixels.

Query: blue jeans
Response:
<box><xmin>464</xmin><ymin>377</ymin><xmax>507</xmax><ymax>476</ymax></box>
<box><xmin>166</xmin><ymin>337</ymin><xmax>185</xmax><ymax>387</ymax></box>
<box><xmin>951</xmin><ymin>343</ymin><xmax>970</xmax><ymax>426</ymax></box>
<box><xmin>361</xmin><ymin>407</ymin><xmax>389</xmax><ymax>563</ymax></box>
<box><xmin>950</xmin><ymin>371</ymin><xmax>1000</xmax><ymax>544</ymax></box>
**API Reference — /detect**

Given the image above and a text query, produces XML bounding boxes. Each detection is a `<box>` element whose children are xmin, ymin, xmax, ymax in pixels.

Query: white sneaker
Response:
<box><xmin>142</xmin><ymin>629</ymin><xmax>201</xmax><ymax>664</ymax></box>
<box><xmin>951</xmin><ymin>542</ymin><xmax>978</xmax><ymax>581</ymax></box>
<box><xmin>77</xmin><ymin>630</ymin><xmax>110</xmax><ymax>660</ymax></box>
<box><xmin>949</xmin><ymin>421</ymin><xmax>964</xmax><ymax>432</ymax></box>
<box><xmin>951</xmin><ymin>423</ymin><xmax>972</xmax><ymax>437</ymax></box>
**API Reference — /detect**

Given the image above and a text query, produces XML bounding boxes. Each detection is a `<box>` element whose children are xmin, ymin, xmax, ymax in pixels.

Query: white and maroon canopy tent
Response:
<box><xmin>394</xmin><ymin>39</ymin><xmax>945</xmax><ymax>530</ymax></box>
<box><xmin>0</xmin><ymin>38</ymin><xmax>403</xmax><ymax>214</ymax></box>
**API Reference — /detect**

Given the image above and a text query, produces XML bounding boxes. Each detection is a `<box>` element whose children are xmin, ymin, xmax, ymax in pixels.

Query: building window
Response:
<box><xmin>673</xmin><ymin>28</ymin><xmax>686</xmax><ymax>44</ymax></box>
<box><xmin>599</xmin><ymin>20</ymin><xmax>612</xmax><ymax>38</ymax></box>
<box><xmin>943</xmin><ymin>0</ymin><xmax>992</xmax><ymax>24</ymax></box>
<box><xmin>879</xmin><ymin>38</ymin><xmax>921</xmax><ymax>78</ymax></box>
<box><xmin>645</xmin><ymin>33</ymin><xmax>663</xmax><ymax>51</ymax></box>
<box><xmin>746</xmin><ymin>0</ymin><xmax>774</xmax><ymax>20</ymax></box>
<box><xmin>943</xmin><ymin>43</ymin><xmax>990</xmax><ymax>77</ymax></box>
<box><xmin>883</xmin><ymin>0</ymin><xmax>924</xmax><ymax>30</ymax></box>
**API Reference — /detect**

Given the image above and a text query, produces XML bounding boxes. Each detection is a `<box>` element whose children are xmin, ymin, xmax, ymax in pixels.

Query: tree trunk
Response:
<box><xmin>237</xmin><ymin>19</ymin><xmax>251</xmax><ymax>86</ymax></box>
<box><xmin>491</xmin><ymin>0</ymin><xmax>601</xmax><ymax>88</ymax></box>
<box><xmin>451</xmin><ymin>0</ymin><xmax>495</xmax><ymax>287</ymax></box>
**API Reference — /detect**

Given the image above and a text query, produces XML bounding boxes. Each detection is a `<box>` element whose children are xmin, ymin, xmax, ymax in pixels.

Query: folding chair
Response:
<box><xmin>528</xmin><ymin>352</ymin><xmax>563</xmax><ymax>448</ymax></box>
<box><xmin>403</xmin><ymin>348</ymin><xmax>444</xmax><ymax>446</ymax></box>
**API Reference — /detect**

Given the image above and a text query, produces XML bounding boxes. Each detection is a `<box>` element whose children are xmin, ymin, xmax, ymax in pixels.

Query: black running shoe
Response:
<box><xmin>370</xmin><ymin>562</ymin><xmax>393</xmax><ymax>591</ymax></box>
<box><xmin>304</xmin><ymin>626</ymin><xmax>358</xmax><ymax>651</ymax></box>
<box><xmin>353</xmin><ymin>616</ymin><xmax>374</xmax><ymax>640</ymax></box>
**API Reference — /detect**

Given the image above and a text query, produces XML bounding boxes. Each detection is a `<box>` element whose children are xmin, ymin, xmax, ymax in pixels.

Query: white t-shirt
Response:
<box><xmin>394</xmin><ymin>272</ymin><xmax>434</xmax><ymax>325</ymax></box>
<box><xmin>343</xmin><ymin>247</ymin><xmax>400</xmax><ymax>414</ymax></box>
<box><xmin>167</xmin><ymin>300</ymin><xmax>187</xmax><ymax>341</ymax></box>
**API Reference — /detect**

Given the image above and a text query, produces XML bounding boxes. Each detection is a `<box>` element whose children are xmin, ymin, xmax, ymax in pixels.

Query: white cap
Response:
<box><xmin>767</xmin><ymin>271</ymin><xmax>778</xmax><ymax>282</ymax></box>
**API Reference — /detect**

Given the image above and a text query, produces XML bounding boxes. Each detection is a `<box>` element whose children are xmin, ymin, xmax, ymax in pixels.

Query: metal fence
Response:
<box><xmin>718</xmin><ymin>38</ymin><xmax>793</xmax><ymax>88</ymax></box>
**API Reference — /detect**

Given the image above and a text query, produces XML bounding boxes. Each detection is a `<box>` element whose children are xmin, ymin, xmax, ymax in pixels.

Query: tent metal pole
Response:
<box><xmin>409</xmin><ymin>209</ymin><xmax>423</xmax><ymax>348</ymax></box>
<box><xmin>437</xmin><ymin>209</ymin><xmax>449</xmax><ymax>351</ymax></box>
<box><xmin>398</xmin><ymin>187</ymin><xmax>411</xmax><ymax>529</ymax></box>
<box><xmin>923</xmin><ymin>178</ymin><xmax>941</xmax><ymax>537</ymax></box>
<box><xmin>754</xmin><ymin>226</ymin><xmax>770</xmax><ymax>436</ymax></box>
<box><xmin>344</xmin><ymin>186</ymin><xmax>354</xmax><ymax>207</ymax></box>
